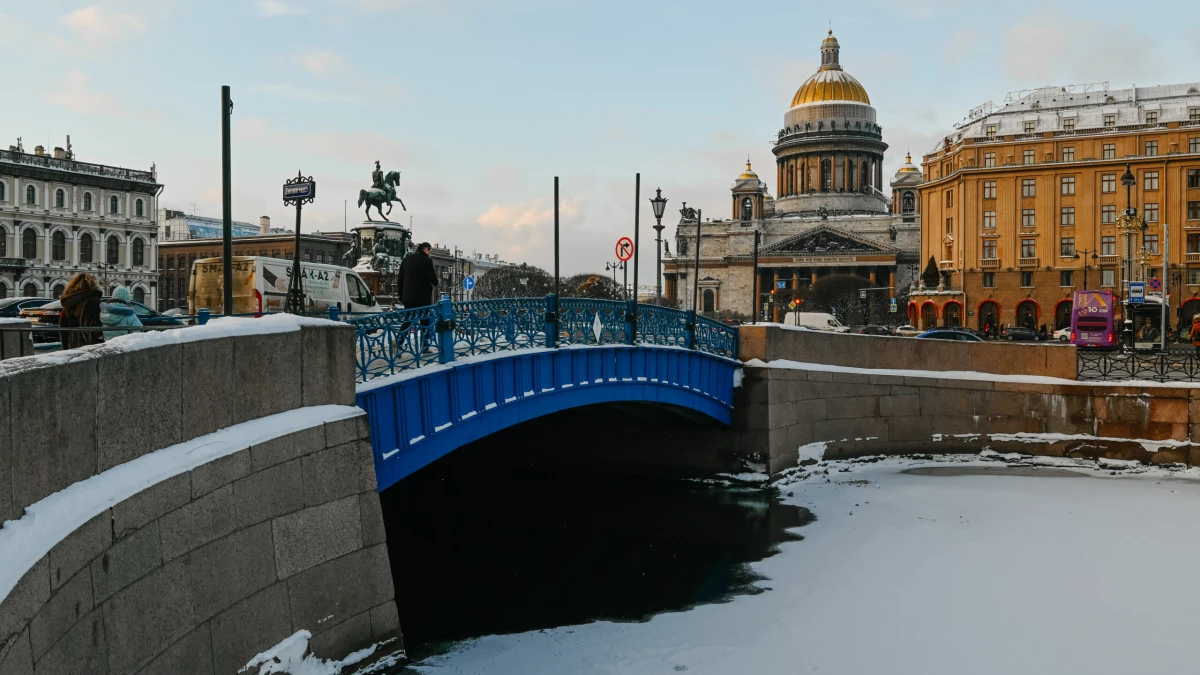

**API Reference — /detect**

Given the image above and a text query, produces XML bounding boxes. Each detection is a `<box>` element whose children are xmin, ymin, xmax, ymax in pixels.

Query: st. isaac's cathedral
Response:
<box><xmin>663</xmin><ymin>31</ymin><xmax>923</xmax><ymax>321</ymax></box>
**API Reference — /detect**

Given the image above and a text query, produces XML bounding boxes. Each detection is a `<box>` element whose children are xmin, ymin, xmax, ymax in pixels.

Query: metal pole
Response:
<box><xmin>654</xmin><ymin>222</ymin><xmax>662</xmax><ymax>305</ymax></box>
<box><xmin>631</xmin><ymin>172</ymin><xmax>640</xmax><ymax>333</ymax></box>
<box><xmin>1162</xmin><ymin>222</ymin><xmax>1169</xmax><ymax>351</ymax></box>
<box><xmin>221</xmin><ymin>85</ymin><xmax>233</xmax><ymax>316</ymax></box>
<box><xmin>751</xmin><ymin>229</ymin><xmax>760</xmax><ymax>323</ymax></box>
<box><xmin>554</xmin><ymin>176</ymin><xmax>560</xmax><ymax>308</ymax></box>
<box><xmin>692</xmin><ymin>208</ymin><xmax>701</xmax><ymax>313</ymax></box>
<box><xmin>285</xmin><ymin>201</ymin><xmax>305</xmax><ymax>314</ymax></box>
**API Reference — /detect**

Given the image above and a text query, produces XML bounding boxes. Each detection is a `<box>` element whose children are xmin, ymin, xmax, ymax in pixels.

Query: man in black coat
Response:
<box><xmin>397</xmin><ymin>242</ymin><xmax>440</xmax><ymax>309</ymax></box>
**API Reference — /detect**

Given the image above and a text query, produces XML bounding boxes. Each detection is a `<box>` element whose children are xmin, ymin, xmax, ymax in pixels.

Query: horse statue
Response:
<box><xmin>357</xmin><ymin>170</ymin><xmax>407</xmax><ymax>222</ymax></box>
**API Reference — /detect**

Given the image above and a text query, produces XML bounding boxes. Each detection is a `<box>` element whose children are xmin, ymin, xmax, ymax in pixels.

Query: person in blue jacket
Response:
<box><xmin>100</xmin><ymin>285</ymin><xmax>142</xmax><ymax>340</ymax></box>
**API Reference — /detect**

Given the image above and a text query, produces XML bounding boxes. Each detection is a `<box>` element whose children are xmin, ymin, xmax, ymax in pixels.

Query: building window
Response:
<box><xmin>1061</xmin><ymin>207</ymin><xmax>1075</xmax><ymax>226</ymax></box>
<box><xmin>22</xmin><ymin>283</ymin><xmax>37</xmax><ymax>298</ymax></box>
<box><xmin>1023</xmin><ymin>121</ymin><xmax>1036</xmax><ymax>133</ymax></box>
<box><xmin>1102</xmin><ymin>174</ymin><xmax>1116</xmax><ymax>193</ymax></box>
<box><xmin>1145</xmin><ymin>202</ymin><xmax>1159</xmax><ymax>222</ymax></box>
<box><xmin>1103</xmin><ymin>114</ymin><xmax>1116</xmax><ymax>129</ymax></box>
<box><xmin>983</xmin><ymin>272</ymin><xmax>995</xmax><ymax>287</ymax></box>
<box><xmin>983</xmin><ymin>181</ymin><xmax>996</xmax><ymax>199</ymax></box>
<box><xmin>984</xmin><ymin>152</ymin><xmax>996</xmax><ymax>167</ymax></box>
<box><xmin>1145</xmin><ymin>234</ymin><xmax>1159</xmax><ymax>255</ymax></box>
<box><xmin>1145</xmin><ymin>140</ymin><xmax>1158</xmax><ymax>157</ymax></box>
<box><xmin>0</xmin><ymin>181</ymin><xmax>5</xmax><ymax>202</ymax></box>
<box><xmin>51</xmin><ymin>231</ymin><xmax>65</xmax><ymax>261</ymax></box>
<box><xmin>25</xmin><ymin>185</ymin><xmax>36</xmax><ymax>205</ymax></box>
<box><xmin>1060</xmin><ymin>270</ymin><xmax>1074</xmax><ymax>287</ymax></box>
<box><xmin>1102</xmin><ymin>205</ymin><xmax>1116</xmax><ymax>223</ymax></box>
<box><xmin>1062</xmin><ymin>118</ymin><xmax>1075</xmax><ymax>132</ymax></box>
<box><xmin>1060</xmin><ymin>238</ymin><xmax>1075</xmax><ymax>257</ymax></box>
<box><xmin>986</xmin><ymin>125</ymin><xmax>997</xmax><ymax>140</ymax></box>
<box><xmin>1061</xmin><ymin>176</ymin><xmax>1075</xmax><ymax>195</ymax></box>
<box><xmin>135</xmin><ymin>199</ymin><xmax>144</xmax><ymax>217</ymax></box>
<box><xmin>1102</xmin><ymin>269</ymin><xmax>1115</xmax><ymax>286</ymax></box>
<box><xmin>132</xmin><ymin>238</ymin><xmax>144</xmax><ymax>266</ymax></box>
<box><xmin>1192</xmin><ymin>138</ymin><xmax>1200</xmax><ymax>154</ymax></box>
<box><xmin>1021</xmin><ymin>271</ymin><xmax>1034</xmax><ymax>287</ymax></box>
<box><xmin>52</xmin><ymin>284</ymin><xmax>64</xmax><ymax>300</ymax></box>
<box><xmin>1101</xmin><ymin>236</ymin><xmax>1116</xmax><ymax>256</ymax></box>
<box><xmin>55</xmin><ymin>189</ymin><xmax>64</xmax><ymax>209</ymax></box>
<box><xmin>1191</xmin><ymin>268</ymin><xmax>1200</xmax><ymax>285</ymax></box>
<box><xmin>1189</xmin><ymin>233</ymin><xmax>1200</xmax><ymax>254</ymax></box>
<box><xmin>1146</xmin><ymin>111</ymin><xmax>1158</xmax><ymax>124</ymax></box>
<box><xmin>1145</xmin><ymin>171</ymin><xmax>1159</xmax><ymax>190</ymax></box>
<box><xmin>1023</xmin><ymin>149</ymin><xmax>1035</xmax><ymax>165</ymax></box>
<box><xmin>80</xmin><ymin>233</ymin><xmax>93</xmax><ymax>263</ymax></box>
<box><xmin>1062</xmin><ymin>147</ymin><xmax>1074</xmax><ymax>162</ymax></box>
<box><xmin>106</xmin><ymin>236</ymin><xmax>119</xmax><ymax>264</ymax></box>
<box><xmin>1022</xmin><ymin>178</ymin><xmax>1036</xmax><ymax>197</ymax></box>
<box><xmin>1021</xmin><ymin>209</ymin><xmax>1036</xmax><ymax>228</ymax></box>
<box><xmin>83</xmin><ymin>193</ymin><xmax>92</xmax><ymax>211</ymax></box>
<box><xmin>133</xmin><ymin>287</ymin><xmax>145</xmax><ymax>304</ymax></box>
<box><xmin>109</xmin><ymin>196</ymin><xmax>119</xmax><ymax>215</ymax></box>
<box><xmin>304</xmin><ymin>252</ymin><xmax>311</xmax><ymax>262</ymax></box>
<box><xmin>983</xmin><ymin>240</ymin><xmax>997</xmax><ymax>259</ymax></box>
<box><xmin>286</xmin><ymin>252</ymin><xmax>294</xmax><ymax>260</ymax></box>
<box><xmin>1191</xmin><ymin>108</ymin><xmax>1200</xmax><ymax>122</ymax></box>
<box><xmin>1103</xmin><ymin>144</ymin><xmax>1116</xmax><ymax>159</ymax></box>
<box><xmin>22</xmin><ymin>229</ymin><xmax>35</xmax><ymax>259</ymax></box>
<box><xmin>946</xmin><ymin>190</ymin><xmax>953</xmax><ymax>207</ymax></box>
<box><xmin>1190</xmin><ymin>201</ymin><xmax>1200</xmax><ymax>220</ymax></box>
<box><xmin>166</xmin><ymin>256</ymin><xmax>174</xmax><ymax>270</ymax></box>
<box><xmin>1021</xmin><ymin>239</ymin><xmax>1036</xmax><ymax>258</ymax></box>
<box><xmin>1189</xmin><ymin>169</ymin><xmax>1200</xmax><ymax>189</ymax></box>
<box><xmin>983</xmin><ymin>210</ymin><xmax>997</xmax><ymax>228</ymax></box>
<box><xmin>945</xmin><ymin>217</ymin><xmax>953</xmax><ymax>233</ymax></box>
<box><xmin>901</xmin><ymin>191</ymin><xmax>915</xmax><ymax>214</ymax></box>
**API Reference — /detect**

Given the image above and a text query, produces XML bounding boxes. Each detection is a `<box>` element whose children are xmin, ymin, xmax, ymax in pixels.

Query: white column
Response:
<box><xmin>125</xmin><ymin>192</ymin><xmax>131</xmax><ymax>221</ymax></box>
<box><xmin>42</xmin><ymin>225</ymin><xmax>51</xmax><ymax>264</ymax></box>
<box><xmin>12</xmin><ymin>178</ymin><xmax>18</xmax><ymax>209</ymax></box>
<box><xmin>43</xmin><ymin>184</ymin><xmax>49</xmax><ymax>212</ymax></box>
<box><xmin>72</xmin><ymin>186</ymin><xmax>79</xmax><ymax>215</ymax></box>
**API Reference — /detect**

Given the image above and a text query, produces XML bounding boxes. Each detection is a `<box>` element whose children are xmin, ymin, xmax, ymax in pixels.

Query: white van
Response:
<box><xmin>189</xmin><ymin>256</ymin><xmax>383</xmax><ymax>315</ymax></box>
<box><xmin>783</xmin><ymin>311</ymin><xmax>849</xmax><ymax>332</ymax></box>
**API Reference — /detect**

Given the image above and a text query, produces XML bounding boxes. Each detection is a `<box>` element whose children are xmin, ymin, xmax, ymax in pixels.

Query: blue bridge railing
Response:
<box><xmin>348</xmin><ymin>295</ymin><xmax>739</xmax><ymax>382</ymax></box>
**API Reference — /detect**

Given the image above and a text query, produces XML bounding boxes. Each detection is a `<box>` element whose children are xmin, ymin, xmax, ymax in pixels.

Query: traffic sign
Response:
<box><xmin>889</xmin><ymin>297</ymin><xmax>898</xmax><ymax>313</ymax></box>
<box><xmin>777</xmin><ymin>280</ymin><xmax>787</xmax><ymax>289</ymax></box>
<box><xmin>616</xmin><ymin>237</ymin><xmax>634</xmax><ymax>261</ymax></box>
<box><xmin>1149</xmin><ymin>277</ymin><xmax>1162</xmax><ymax>291</ymax></box>
<box><xmin>1130</xmin><ymin>281</ymin><xmax>1146</xmax><ymax>304</ymax></box>
<box><xmin>462</xmin><ymin>275</ymin><xmax>475</xmax><ymax>291</ymax></box>
<box><xmin>788</xmin><ymin>300</ymin><xmax>798</xmax><ymax>310</ymax></box>
<box><xmin>859</xmin><ymin>290</ymin><xmax>867</xmax><ymax>299</ymax></box>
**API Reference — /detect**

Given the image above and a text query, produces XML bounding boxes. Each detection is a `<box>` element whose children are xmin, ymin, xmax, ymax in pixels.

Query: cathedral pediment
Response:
<box><xmin>761</xmin><ymin>225</ymin><xmax>898</xmax><ymax>256</ymax></box>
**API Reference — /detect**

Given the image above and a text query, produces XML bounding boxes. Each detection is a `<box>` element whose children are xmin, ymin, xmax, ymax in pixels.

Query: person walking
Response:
<box><xmin>59</xmin><ymin>272</ymin><xmax>104</xmax><ymax>349</ymax></box>
<box><xmin>100</xmin><ymin>285</ymin><xmax>143</xmax><ymax>340</ymax></box>
<box><xmin>1190</xmin><ymin>314</ymin><xmax>1200</xmax><ymax>356</ymax></box>
<box><xmin>396</xmin><ymin>242</ymin><xmax>441</xmax><ymax>353</ymax></box>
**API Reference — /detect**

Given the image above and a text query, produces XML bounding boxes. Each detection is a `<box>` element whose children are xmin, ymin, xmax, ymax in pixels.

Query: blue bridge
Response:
<box><xmin>350</xmin><ymin>296</ymin><xmax>741</xmax><ymax>490</ymax></box>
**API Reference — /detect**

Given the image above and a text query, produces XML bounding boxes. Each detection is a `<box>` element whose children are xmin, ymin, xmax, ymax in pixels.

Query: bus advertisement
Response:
<box><xmin>1070</xmin><ymin>290</ymin><xmax>1116</xmax><ymax>349</ymax></box>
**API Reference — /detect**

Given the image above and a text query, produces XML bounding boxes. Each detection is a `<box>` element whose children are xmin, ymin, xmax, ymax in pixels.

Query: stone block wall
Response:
<box><xmin>740</xmin><ymin>364</ymin><xmax>1199</xmax><ymax>474</ymax></box>
<box><xmin>0</xmin><ymin>321</ymin><xmax>34</xmax><ymax>362</ymax></box>
<box><xmin>738</xmin><ymin>324</ymin><xmax>1077</xmax><ymax>380</ymax></box>
<box><xmin>0</xmin><ymin>413</ymin><xmax>397</xmax><ymax>675</ymax></box>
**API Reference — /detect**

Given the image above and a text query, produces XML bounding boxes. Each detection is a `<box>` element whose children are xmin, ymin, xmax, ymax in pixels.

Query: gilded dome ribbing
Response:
<box><xmin>789</xmin><ymin>31</ymin><xmax>871</xmax><ymax>107</ymax></box>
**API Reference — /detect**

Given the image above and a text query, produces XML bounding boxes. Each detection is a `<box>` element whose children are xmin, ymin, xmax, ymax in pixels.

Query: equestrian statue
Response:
<box><xmin>357</xmin><ymin>160</ymin><xmax>407</xmax><ymax>222</ymax></box>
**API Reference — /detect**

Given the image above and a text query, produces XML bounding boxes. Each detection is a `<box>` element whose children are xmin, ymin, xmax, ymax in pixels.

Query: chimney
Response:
<box><xmin>33</xmin><ymin>145</ymin><xmax>45</xmax><ymax>156</ymax></box>
<box><xmin>260</xmin><ymin>216</ymin><xmax>270</xmax><ymax>235</ymax></box>
<box><xmin>53</xmin><ymin>147</ymin><xmax>66</xmax><ymax>159</ymax></box>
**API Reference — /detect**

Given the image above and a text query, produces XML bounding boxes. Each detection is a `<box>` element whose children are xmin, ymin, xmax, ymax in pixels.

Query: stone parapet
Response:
<box><xmin>738</xmin><ymin>324</ymin><xmax>1077</xmax><ymax>380</ymax></box>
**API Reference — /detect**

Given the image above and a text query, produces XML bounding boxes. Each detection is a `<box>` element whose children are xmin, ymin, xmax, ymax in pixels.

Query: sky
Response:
<box><xmin>2</xmin><ymin>0</ymin><xmax>1198</xmax><ymax>282</ymax></box>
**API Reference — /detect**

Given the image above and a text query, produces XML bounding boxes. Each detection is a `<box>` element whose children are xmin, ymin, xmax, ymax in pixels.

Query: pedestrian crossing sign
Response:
<box><xmin>889</xmin><ymin>297</ymin><xmax>897</xmax><ymax>313</ymax></box>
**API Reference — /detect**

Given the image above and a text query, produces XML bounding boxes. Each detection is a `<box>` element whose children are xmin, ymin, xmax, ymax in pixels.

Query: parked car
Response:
<box><xmin>948</xmin><ymin>326</ymin><xmax>987</xmax><ymax>339</ymax></box>
<box><xmin>858</xmin><ymin>325</ymin><xmax>893</xmax><ymax>336</ymax></box>
<box><xmin>1053</xmin><ymin>326</ymin><xmax>1071</xmax><ymax>342</ymax></box>
<box><xmin>22</xmin><ymin>298</ymin><xmax>183</xmax><ymax>342</ymax></box>
<box><xmin>893</xmin><ymin>324</ymin><xmax>922</xmax><ymax>337</ymax></box>
<box><xmin>0</xmin><ymin>297</ymin><xmax>52</xmax><ymax>318</ymax></box>
<box><xmin>916</xmin><ymin>329</ymin><xmax>983</xmax><ymax>342</ymax></box>
<box><xmin>1001</xmin><ymin>326</ymin><xmax>1043</xmax><ymax>342</ymax></box>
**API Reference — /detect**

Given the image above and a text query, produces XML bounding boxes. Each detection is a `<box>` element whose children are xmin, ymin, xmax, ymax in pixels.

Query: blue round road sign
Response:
<box><xmin>463</xmin><ymin>275</ymin><xmax>476</xmax><ymax>290</ymax></box>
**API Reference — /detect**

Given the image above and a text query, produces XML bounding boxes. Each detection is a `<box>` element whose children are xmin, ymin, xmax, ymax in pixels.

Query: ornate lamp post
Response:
<box><xmin>649</xmin><ymin>188</ymin><xmax>668</xmax><ymax>304</ymax></box>
<box><xmin>1073</xmin><ymin>249</ymin><xmax>1099</xmax><ymax>289</ymax></box>
<box><xmin>1115</xmin><ymin>163</ymin><xmax>1145</xmax><ymax>349</ymax></box>
<box><xmin>605</xmin><ymin>260</ymin><xmax>625</xmax><ymax>296</ymax></box>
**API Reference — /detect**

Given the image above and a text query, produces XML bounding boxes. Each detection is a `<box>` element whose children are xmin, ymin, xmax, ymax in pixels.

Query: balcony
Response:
<box><xmin>1100</xmin><ymin>255</ymin><xmax>1120</xmax><ymax>265</ymax></box>
<box><xmin>980</xmin><ymin>258</ymin><xmax>999</xmax><ymax>269</ymax></box>
<box><xmin>938</xmin><ymin>260</ymin><xmax>955</xmax><ymax>271</ymax></box>
<box><xmin>1018</xmin><ymin>257</ymin><xmax>1039</xmax><ymax>267</ymax></box>
<box><xmin>1187</xmin><ymin>252</ymin><xmax>1200</xmax><ymax>263</ymax></box>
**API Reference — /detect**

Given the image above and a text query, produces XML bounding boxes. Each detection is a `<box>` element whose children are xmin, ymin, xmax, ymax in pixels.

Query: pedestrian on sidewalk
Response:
<box><xmin>100</xmin><ymin>285</ymin><xmax>143</xmax><ymax>340</ymax></box>
<box><xmin>59</xmin><ymin>272</ymin><xmax>104</xmax><ymax>349</ymax></box>
<box><xmin>1190</xmin><ymin>314</ymin><xmax>1200</xmax><ymax>356</ymax></box>
<box><xmin>397</xmin><ymin>242</ymin><xmax>441</xmax><ymax>353</ymax></box>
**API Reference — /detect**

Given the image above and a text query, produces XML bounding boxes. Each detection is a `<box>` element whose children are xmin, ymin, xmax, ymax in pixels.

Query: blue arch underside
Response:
<box><xmin>356</xmin><ymin>346</ymin><xmax>738</xmax><ymax>491</ymax></box>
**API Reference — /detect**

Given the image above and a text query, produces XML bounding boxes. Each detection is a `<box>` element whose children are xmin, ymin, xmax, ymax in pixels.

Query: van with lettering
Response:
<box><xmin>782</xmin><ymin>311</ymin><xmax>849</xmax><ymax>332</ymax></box>
<box><xmin>188</xmin><ymin>256</ymin><xmax>382</xmax><ymax>316</ymax></box>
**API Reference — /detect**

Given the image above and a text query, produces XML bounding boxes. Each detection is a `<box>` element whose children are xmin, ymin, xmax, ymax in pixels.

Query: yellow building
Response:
<box><xmin>912</xmin><ymin>83</ymin><xmax>1200</xmax><ymax>333</ymax></box>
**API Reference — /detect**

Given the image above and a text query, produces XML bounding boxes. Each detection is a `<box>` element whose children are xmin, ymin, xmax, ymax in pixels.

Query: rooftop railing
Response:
<box><xmin>0</xmin><ymin>149</ymin><xmax>157</xmax><ymax>183</ymax></box>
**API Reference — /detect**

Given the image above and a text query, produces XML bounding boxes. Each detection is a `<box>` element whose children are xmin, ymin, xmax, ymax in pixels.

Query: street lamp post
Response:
<box><xmin>649</xmin><ymin>188</ymin><xmax>668</xmax><ymax>305</ymax></box>
<box><xmin>1073</xmin><ymin>249</ymin><xmax>1099</xmax><ymax>290</ymax></box>
<box><xmin>1115</xmin><ymin>163</ymin><xmax>1144</xmax><ymax>349</ymax></box>
<box><xmin>606</xmin><ymin>261</ymin><xmax>624</xmax><ymax>296</ymax></box>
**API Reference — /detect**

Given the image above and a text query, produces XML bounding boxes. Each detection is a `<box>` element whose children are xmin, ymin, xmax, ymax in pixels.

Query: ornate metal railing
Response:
<box><xmin>349</xmin><ymin>295</ymin><xmax>740</xmax><ymax>382</ymax></box>
<box><xmin>0</xmin><ymin>149</ymin><xmax>157</xmax><ymax>182</ymax></box>
<box><xmin>1077</xmin><ymin>350</ymin><xmax>1200</xmax><ymax>382</ymax></box>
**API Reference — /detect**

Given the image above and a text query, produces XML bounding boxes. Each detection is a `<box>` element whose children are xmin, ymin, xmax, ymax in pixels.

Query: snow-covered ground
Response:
<box><xmin>408</xmin><ymin>455</ymin><xmax>1200</xmax><ymax>675</ymax></box>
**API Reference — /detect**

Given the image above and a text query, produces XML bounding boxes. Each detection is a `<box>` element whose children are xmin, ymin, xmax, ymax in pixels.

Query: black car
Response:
<box><xmin>917</xmin><ymin>329</ymin><xmax>983</xmax><ymax>342</ymax></box>
<box><xmin>1001</xmin><ymin>326</ymin><xmax>1043</xmax><ymax>342</ymax></box>
<box><xmin>22</xmin><ymin>298</ymin><xmax>183</xmax><ymax>341</ymax></box>
<box><xmin>858</xmin><ymin>325</ymin><xmax>893</xmax><ymax>336</ymax></box>
<box><xmin>0</xmin><ymin>297</ymin><xmax>52</xmax><ymax>318</ymax></box>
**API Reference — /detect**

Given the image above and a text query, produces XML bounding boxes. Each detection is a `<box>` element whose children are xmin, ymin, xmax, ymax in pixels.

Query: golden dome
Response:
<box><xmin>789</xmin><ymin>31</ymin><xmax>871</xmax><ymax>107</ymax></box>
<box><xmin>898</xmin><ymin>152</ymin><xmax>919</xmax><ymax>173</ymax></box>
<box><xmin>738</xmin><ymin>160</ymin><xmax>758</xmax><ymax>180</ymax></box>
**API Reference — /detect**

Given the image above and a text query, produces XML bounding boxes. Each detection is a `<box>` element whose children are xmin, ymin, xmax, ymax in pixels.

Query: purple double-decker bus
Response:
<box><xmin>1070</xmin><ymin>290</ymin><xmax>1116</xmax><ymax>349</ymax></box>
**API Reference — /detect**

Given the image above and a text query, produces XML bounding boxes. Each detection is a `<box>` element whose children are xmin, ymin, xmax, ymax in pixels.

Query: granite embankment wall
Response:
<box><xmin>0</xmin><ymin>319</ymin><xmax>398</xmax><ymax>674</ymax></box>
<box><xmin>738</xmin><ymin>324</ymin><xmax>1077</xmax><ymax>379</ymax></box>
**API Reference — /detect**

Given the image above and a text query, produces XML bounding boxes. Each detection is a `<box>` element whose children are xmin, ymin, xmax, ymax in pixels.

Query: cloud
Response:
<box><xmin>943</xmin><ymin>27</ymin><xmax>977</xmax><ymax>62</ymax></box>
<box><xmin>249</xmin><ymin>85</ymin><xmax>356</xmax><ymax>103</ymax></box>
<box><xmin>59</xmin><ymin>5</ymin><xmax>146</xmax><ymax>47</ymax></box>
<box><xmin>294</xmin><ymin>50</ymin><xmax>348</xmax><ymax>76</ymax></box>
<box><xmin>709</xmin><ymin>131</ymin><xmax>740</xmax><ymax>144</ymax></box>
<box><xmin>43</xmin><ymin>70</ymin><xmax>123</xmax><ymax>117</ymax></box>
<box><xmin>604</xmin><ymin>127</ymin><xmax>629</xmax><ymax>142</ymax></box>
<box><xmin>259</xmin><ymin>0</ymin><xmax>308</xmax><ymax>16</ymax></box>
<box><xmin>1003</xmin><ymin>6</ymin><xmax>1161</xmax><ymax>83</ymax></box>
<box><xmin>477</xmin><ymin>198</ymin><xmax>581</xmax><ymax>232</ymax></box>
<box><xmin>234</xmin><ymin>117</ymin><xmax>417</xmax><ymax>166</ymax></box>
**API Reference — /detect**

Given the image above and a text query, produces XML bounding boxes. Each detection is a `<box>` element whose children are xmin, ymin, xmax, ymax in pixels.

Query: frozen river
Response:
<box><xmin>406</xmin><ymin>456</ymin><xmax>1200</xmax><ymax>674</ymax></box>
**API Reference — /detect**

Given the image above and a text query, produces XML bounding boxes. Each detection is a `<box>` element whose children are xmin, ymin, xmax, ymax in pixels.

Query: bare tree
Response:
<box><xmin>474</xmin><ymin>263</ymin><xmax>554</xmax><ymax>299</ymax></box>
<box><xmin>562</xmin><ymin>273</ymin><xmax>622</xmax><ymax>300</ymax></box>
<box><xmin>803</xmin><ymin>274</ymin><xmax>880</xmax><ymax>324</ymax></box>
